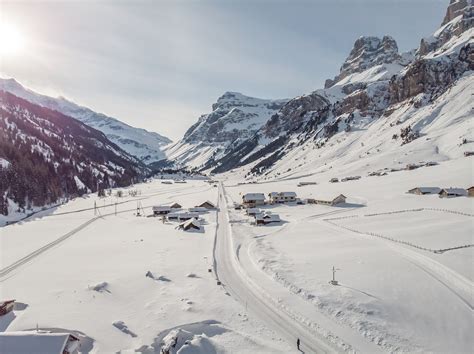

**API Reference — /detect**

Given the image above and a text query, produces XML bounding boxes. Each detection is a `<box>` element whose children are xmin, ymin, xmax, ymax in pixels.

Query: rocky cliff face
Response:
<box><xmin>201</xmin><ymin>0</ymin><xmax>473</xmax><ymax>177</ymax></box>
<box><xmin>325</xmin><ymin>36</ymin><xmax>403</xmax><ymax>88</ymax></box>
<box><xmin>182</xmin><ymin>92</ymin><xmax>287</xmax><ymax>144</ymax></box>
<box><xmin>165</xmin><ymin>92</ymin><xmax>287</xmax><ymax>168</ymax></box>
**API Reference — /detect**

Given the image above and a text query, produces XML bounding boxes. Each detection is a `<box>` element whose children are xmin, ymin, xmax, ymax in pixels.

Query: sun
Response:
<box><xmin>0</xmin><ymin>22</ymin><xmax>25</xmax><ymax>57</ymax></box>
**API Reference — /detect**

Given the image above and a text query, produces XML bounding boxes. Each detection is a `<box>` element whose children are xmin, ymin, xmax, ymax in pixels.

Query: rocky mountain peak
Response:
<box><xmin>418</xmin><ymin>0</ymin><xmax>472</xmax><ymax>56</ymax></box>
<box><xmin>441</xmin><ymin>0</ymin><xmax>471</xmax><ymax>26</ymax></box>
<box><xmin>325</xmin><ymin>35</ymin><xmax>401</xmax><ymax>88</ymax></box>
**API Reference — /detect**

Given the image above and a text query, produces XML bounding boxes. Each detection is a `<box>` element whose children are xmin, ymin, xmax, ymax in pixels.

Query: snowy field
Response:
<box><xmin>1</xmin><ymin>157</ymin><xmax>473</xmax><ymax>353</ymax></box>
<box><xmin>223</xmin><ymin>156</ymin><xmax>473</xmax><ymax>353</ymax></box>
<box><xmin>0</xmin><ymin>179</ymin><xmax>290</xmax><ymax>353</ymax></box>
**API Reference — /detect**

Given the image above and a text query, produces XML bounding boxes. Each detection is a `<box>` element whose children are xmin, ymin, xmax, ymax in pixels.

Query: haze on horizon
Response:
<box><xmin>0</xmin><ymin>0</ymin><xmax>447</xmax><ymax>141</ymax></box>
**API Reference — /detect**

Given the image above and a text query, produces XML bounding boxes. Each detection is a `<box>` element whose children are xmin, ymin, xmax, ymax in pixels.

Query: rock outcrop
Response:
<box><xmin>325</xmin><ymin>36</ymin><xmax>401</xmax><ymax>88</ymax></box>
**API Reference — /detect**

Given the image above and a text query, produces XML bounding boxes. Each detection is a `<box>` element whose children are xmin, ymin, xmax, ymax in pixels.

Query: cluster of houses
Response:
<box><xmin>239</xmin><ymin>189</ymin><xmax>348</xmax><ymax>225</ymax></box>
<box><xmin>151</xmin><ymin>201</ymin><xmax>217</xmax><ymax>232</ymax></box>
<box><xmin>408</xmin><ymin>187</ymin><xmax>474</xmax><ymax>198</ymax></box>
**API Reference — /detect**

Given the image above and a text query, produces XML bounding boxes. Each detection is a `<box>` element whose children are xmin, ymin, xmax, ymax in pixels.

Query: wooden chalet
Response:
<box><xmin>268</xmin><ymin>192</ymin><xmax>297</xmax><ymax>204</ymax></box>
<box><xmin>408</xmin><ymin>187</ymin><xmax>441</xmax><ymax>195</ymax></box>
<box><xmin>242</xmin><ymin>193</ymin><xmax>265</xmax><ymax>207</ymax></box>
<box><xmin>439</xmin><ymin>188</ymin><xmax>467</xmax><ymax>198</ymax></box>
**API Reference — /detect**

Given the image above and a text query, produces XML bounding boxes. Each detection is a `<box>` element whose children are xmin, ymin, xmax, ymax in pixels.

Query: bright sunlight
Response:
<box><xmin>0</xmin><ymin>22</ymin><xmax>25</xmax><ymax>57</ymax></box>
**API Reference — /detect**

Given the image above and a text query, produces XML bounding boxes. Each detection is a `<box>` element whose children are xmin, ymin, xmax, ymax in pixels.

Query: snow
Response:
<box><xmin>221</xmin><ymin>154</ymin><xmax>473</xmax><ymax>352</ymax></box>
<box><xmin>0</xmin><ymin>179</ymin><xmax>290</xmax><ymax>353</ymax></box>
<box><xmin>0</xmin><ymin>331</ymin><xmax>74</xmax><ymax>354</ymax></box>
<box><xmin>0</xmin><ymin>157</ymin><xmax>10</xmax><ymax>169</ymax></box>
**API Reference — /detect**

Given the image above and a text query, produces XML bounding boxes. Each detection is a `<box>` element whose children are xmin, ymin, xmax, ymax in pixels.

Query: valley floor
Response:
<box><xmin>1</xmin><ymin>157</ymin><xmax>473</xmax><ymax>353</ymax></box>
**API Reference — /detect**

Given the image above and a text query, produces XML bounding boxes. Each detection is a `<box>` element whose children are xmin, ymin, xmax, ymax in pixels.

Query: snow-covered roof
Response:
<box><xmin>0</xmin><ymin>331</ymin><xmax>78</xmax><ymax>354</ymax></box>
<box><xmin>440</xmin><ymin>188</ymin><xmax>467</xmax><ymax>196</ymax></box>
<box><xmin>255</xmin><ymin>213</ymin><xmax>280</xmax><ymax>222</ymax></box>
<box><xmin>189</xmin><ymin>207</ymin><xmax>208</xmax><ymax>213</ymax></box>
<box><xmin>269</xmin><ymin>191</ymin><xmax>297</xmax><ymax>198</ymax></box>
<box><xmin>242</xmin><ymin>193</ymin><xmax>265</xmax><ymax>201</ymax></box>
<box><xmin>168</xmin><ymin>211</ymin><xmax>199</xmax><ymax>219</ymax></box>
<box><xmin>409</xmin><ymin>187</ymin><xmax>441</xmax><ymax>194</ymax></box>
<box><xmin>152</xmin><ymin>206</ymin><xmax>172</xmax><ymax>212</ymax></box>
<box><xmin>310</xmin><ymin>193</ymin><xmax>347</xmax><ymax>202</ymax></box>
<box><xmin>179</xmin><ymin>217</ymin><xmax>201</xmax><ymax>230</ymax></box>
<box><xmin>199</xmin><ymin>200</ymin><xmax>216</xmax><ymax>208</ymax></box>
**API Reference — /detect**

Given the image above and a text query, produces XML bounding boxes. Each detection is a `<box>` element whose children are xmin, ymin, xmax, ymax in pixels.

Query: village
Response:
<box><xmin>1</xmin><ymin>156</ymin><xmax>473</xmax><ymax>353</ymax></box>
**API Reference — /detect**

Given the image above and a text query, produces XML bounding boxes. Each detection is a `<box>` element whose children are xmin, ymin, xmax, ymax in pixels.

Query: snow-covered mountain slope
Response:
<box><xmin>205</xmin><ymin>0</ymin><xmax>473</xmax><ymax>178</ymax></box>
<box><xmin>0</xmin><ymin>78</ymin><xmax>171</xmax><ymax>164</ymax></box>
<box><xmin>0</xmin><ymin>91</ymin><xmax>147</xmax><ymax>221</ymax></box>
<box><xmin>165</xmin><ymin>92</ymin><xmax>288</xmax><ymax>169</ymax></box>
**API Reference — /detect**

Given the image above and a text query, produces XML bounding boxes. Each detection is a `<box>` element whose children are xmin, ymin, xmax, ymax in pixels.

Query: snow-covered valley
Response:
<box><xmin>1</xmin><ymin>152</ymin><xmax>472</xmax><ymax>352</ymax></box>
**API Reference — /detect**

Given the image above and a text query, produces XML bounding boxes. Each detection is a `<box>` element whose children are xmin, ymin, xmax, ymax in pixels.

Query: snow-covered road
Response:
<box><xmin>213</xmin><ymin>182</ymin><xmax>337</xmax><ymax>353</ymax></box>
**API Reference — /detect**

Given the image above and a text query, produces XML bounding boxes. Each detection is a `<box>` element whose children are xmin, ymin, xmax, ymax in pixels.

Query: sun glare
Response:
<box><xmin>0</xmin><ymin>22</ymin><xmax>25</xmax><ymax>57</ymax></box>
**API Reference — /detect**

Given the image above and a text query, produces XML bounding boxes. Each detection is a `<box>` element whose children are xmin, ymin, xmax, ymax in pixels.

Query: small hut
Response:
<box><xmin>152</xmin><ymin>206</ymin><xmax>172</xmax><ymax>215</ymax></box>
<box><xmin>169</xmin><ymin>202</ymin><xmax>182</xmax><ymax>209</ymax></box>
<box><xmin>198</xmin><ymin>201</ymin><xmax>216</xmax><ymax>209</ymax></box>
<box><xmin>407</xmin><ymin>187</ymin><xmax>441</xmax><ymax>195</ymax></box>
<box><xmin>439</xmin><ymin>188</ymin><xmax>467</xmax><ymax>198</ymax></box>
<box><xmin>178</xmin><ymin>218</ymin><xmax>202</xmax><ymax>231</ymax></box>
<box><xmin>255</xmin><ymin>213</ymin><xmax>281</xmax><ymax>225</ymax></box>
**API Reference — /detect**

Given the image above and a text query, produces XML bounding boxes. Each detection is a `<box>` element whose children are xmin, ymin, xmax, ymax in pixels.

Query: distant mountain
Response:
<box><xmin>0</xmin><ymin>91</ymin><xmax>148</xmax><ymax>216</ymax></box>
<box><xmin>164</xmin><ymin>92</ymin><xmax>288</xmax><ymax>169</ymax></box>
<box><xmin>0</xmin><ymin>78</ymin><xmax>172</xmax><ymax>164</ymax></box>
<box><xmin>198</xmin><ymin>0</ymin><xmax>473</xmax><ymax>178</ymax></box>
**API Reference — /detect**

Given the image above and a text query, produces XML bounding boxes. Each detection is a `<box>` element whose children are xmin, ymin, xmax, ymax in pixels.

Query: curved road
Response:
<box><xmin>213</xmin><ymin>183</ymin><xmax>336</xmax><ymax>353</ymax></box>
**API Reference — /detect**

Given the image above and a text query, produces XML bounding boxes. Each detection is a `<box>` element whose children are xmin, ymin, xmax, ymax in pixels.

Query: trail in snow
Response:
<box><xmin>0</xmin><ymin>185</ymin><xmax>212</xmax><ymax>281</ymax></box>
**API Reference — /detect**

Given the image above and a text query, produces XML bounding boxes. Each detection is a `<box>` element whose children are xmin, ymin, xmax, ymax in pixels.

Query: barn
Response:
<box><xmin>408</xmin><ymin>187</ymin><xmax>441</xmax><ymax>195</ymax></box>
<box><xmin>438</xmin><ymin>188</ymin><xmax>467</xmax><ymax>198</ymax></box>
<box><xmin>307</xmin><ymin>194</ymin><xmax>347</xmax><ymax>206</ymax></box>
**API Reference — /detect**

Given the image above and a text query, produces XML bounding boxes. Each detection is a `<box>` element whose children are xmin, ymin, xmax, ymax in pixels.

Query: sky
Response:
<box><xmin>0</xmin><ymin>0</ymin><xmax>447</xmax><ymax>141</ymax></box>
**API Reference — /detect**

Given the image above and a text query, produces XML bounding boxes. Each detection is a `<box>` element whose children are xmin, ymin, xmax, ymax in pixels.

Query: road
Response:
<box><xmin>213</xmin><ymin>182</ymin><xmax>336</xmax><ymax>353</ymax></box>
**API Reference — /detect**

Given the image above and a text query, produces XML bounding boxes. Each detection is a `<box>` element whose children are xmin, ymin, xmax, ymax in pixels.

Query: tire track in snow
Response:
<box><xmin>214</xmin><ymin>182</ymin><xmax>345</xmax><ymax>353</ymax></box>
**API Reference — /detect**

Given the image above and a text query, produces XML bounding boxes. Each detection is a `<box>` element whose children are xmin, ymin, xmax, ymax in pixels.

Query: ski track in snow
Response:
<box><xmin>0</xmin><ymin>185</ymin><xmax>213</xmax><ymax>282</ymax></box>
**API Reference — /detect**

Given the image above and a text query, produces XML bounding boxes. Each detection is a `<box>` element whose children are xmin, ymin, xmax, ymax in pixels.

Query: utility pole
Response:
<box><xmin>115</xmin><ymin>202</ymin><xmax>117</xmax><ymax>216</ymax></box>
<box><xmin>94</xmin><ymin>201</ymin><xmax>97</xmax><ymax>216</ymax></box>
<box><xmin>330</xmin><ymin>266</ymin><xmax>340</xmax><ymax>285</ymax></box>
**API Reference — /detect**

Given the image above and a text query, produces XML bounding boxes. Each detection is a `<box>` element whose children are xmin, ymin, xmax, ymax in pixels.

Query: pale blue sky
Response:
<box><xmin>1</xmin><ymin>0</ymin><xmax>447</xmax><ymax>140</ymax></box>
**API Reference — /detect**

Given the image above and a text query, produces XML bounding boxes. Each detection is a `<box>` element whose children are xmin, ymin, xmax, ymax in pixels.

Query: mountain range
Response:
<box><xmin>0</xmin><ymin>0</ymin><xmax>472</xmax><ymax>216</ymax></box>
